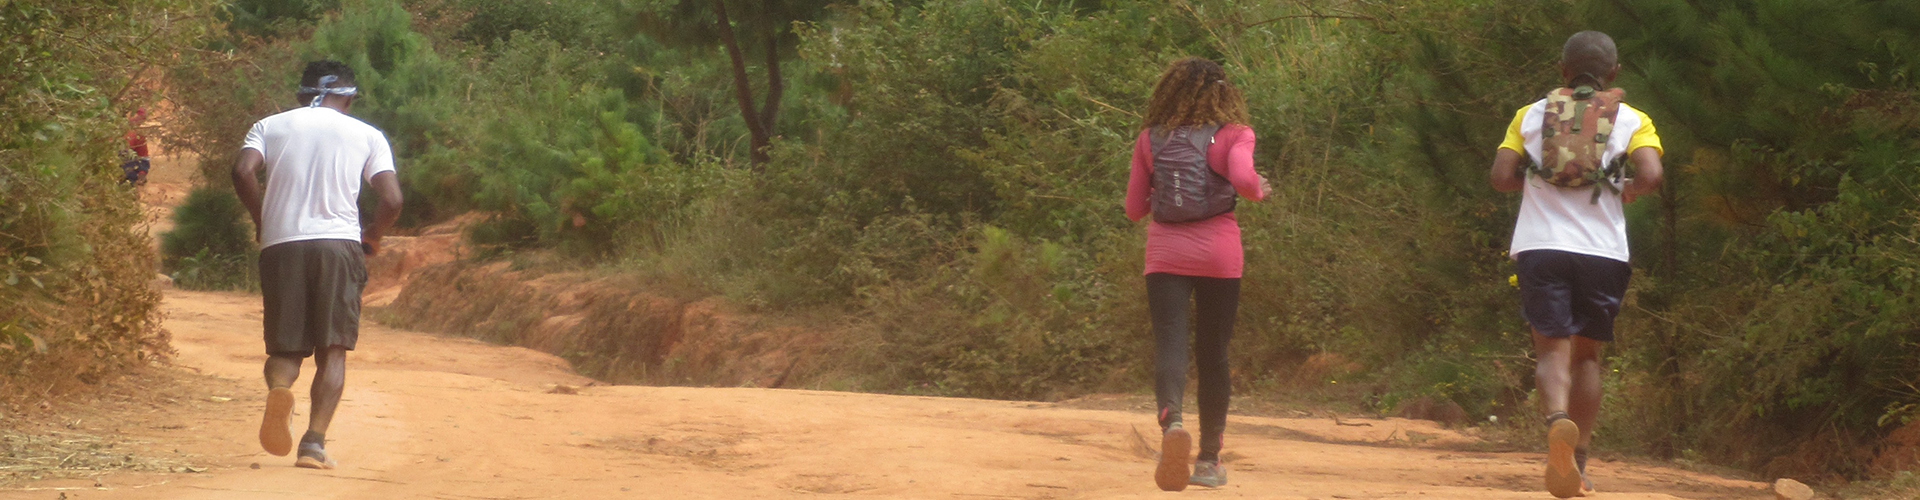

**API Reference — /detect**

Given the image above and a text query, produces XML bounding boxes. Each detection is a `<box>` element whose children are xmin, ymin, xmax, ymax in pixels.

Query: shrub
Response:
<box><xmin>222</xmin><ymin>0</ymin><xmax>339</xmax><ymax>40</ymax></box>
<box><xmin>448</xmin><ymin>0</ymin><xmax>605</xmax><ymax>48</ymax></box>
<box><xmin>461</xmin><ymin>35</ymin><xmax>697</xmax><ymax>256</ymax></box>
<box><xmin>160</xmin><ymin>187</ymin><xmax>259</xmax><ymax>291</ymax></box>
<box><xmin>859</xmin><ymin>226</ymin><xmax>1134</xmax><ymax>399</ymax></box>
<box><xmin>0</xmin><ymin>0</ymin><xmax>208</xmax><ymax>400</ymax></box>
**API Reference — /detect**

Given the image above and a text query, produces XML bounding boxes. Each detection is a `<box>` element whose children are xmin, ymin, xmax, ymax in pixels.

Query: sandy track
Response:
<box><xmin>0</xmin><ymin>288</ymin><xmax>1772</xmax><ymax>500</ymax></box>
<box><xmin>136</xmin><ymin>152</ymin><xmax>196</xmax><ymax>252</ymax></box>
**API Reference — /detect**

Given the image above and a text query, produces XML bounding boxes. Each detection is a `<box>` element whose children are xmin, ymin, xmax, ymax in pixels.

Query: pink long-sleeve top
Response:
<box><xmin>1125</xmin><ymin>124</ymin><xmax>1264</xmax><ymax>278</ymax></box>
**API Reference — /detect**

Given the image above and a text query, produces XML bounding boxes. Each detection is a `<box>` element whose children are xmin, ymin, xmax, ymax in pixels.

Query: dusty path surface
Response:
<box><xmin>1</xmin><ymin>289</ymin><xmax>1773</xmax><ymax>500</ymax></box>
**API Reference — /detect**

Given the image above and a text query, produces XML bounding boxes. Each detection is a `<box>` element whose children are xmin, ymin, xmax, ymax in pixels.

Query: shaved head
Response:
<box><xmin>1561</xmin><ymin>31</ymin><xmax>1619</xmax><ymax>88</ymax></box>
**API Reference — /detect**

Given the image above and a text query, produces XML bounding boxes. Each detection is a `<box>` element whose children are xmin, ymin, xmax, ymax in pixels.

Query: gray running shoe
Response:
<box><xmin>294</xmin><ymin>442</ymin><xmax>337</xmax><ymax>470</ymax></box>
<box><xmin>1190</xmin><ymin>460</ymin><xmax>1227</xmax><ymax>488</ymax></box>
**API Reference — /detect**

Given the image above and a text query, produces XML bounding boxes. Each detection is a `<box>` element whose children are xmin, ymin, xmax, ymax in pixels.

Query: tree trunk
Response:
<box><xmin>760</xmin><ymin>33</ymin><xmax>783</xmax><ymax>137</ymax></box>
<box><xmin>1661</xmin><ymin>174</ymin><xmax>1677</xmax><ymax>276</ymax></box>
<box><xmin>711</xmin><ymin>0</ymin><xmax>771</xmax><ymax>167</ymax></box>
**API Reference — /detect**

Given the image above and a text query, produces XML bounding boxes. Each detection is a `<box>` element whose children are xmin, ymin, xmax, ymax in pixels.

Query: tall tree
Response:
<box><xmin>632</xmin><ymin>0</ymin><xmax>831</xmax><ymax>168</ymax></box>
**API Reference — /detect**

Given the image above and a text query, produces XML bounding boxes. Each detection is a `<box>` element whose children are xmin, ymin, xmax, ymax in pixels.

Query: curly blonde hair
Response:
<box><xmin>1142</xmin><ymin>57</ymin><xmax>1249</xmax><ymax>130</ymax></box>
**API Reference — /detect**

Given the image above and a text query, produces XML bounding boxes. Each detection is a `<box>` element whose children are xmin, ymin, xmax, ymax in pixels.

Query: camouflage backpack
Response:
<box><xmin>1531</xmin><ymin>85</ymin><xmax>1627</xmax><ymax>203</ymax></box>
<box><xmin>1148</xmin><ymin>124</ymin><xmax>1235</xmax><ymax>223</ymax></box>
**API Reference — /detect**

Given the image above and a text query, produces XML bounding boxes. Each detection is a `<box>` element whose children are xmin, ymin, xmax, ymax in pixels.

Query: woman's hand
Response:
<box><xmin>1258</xmin><ymin>175</ymin><xmax>1273</xmax><ymax>200</ymax></box>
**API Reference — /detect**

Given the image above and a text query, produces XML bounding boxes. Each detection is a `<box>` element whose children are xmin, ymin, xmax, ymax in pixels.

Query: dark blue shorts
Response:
<box><xmin>1516</xmin><ymin>249</ymin><xmax>1631</xmax><ymax>342</ymax></box>
<box><xmin>120</xmin><ymin>158</ymin><xmax>149</xmax><ymax>184</ymax></box>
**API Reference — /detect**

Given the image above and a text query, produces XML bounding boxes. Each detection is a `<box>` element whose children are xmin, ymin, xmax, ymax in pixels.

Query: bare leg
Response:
<box><xmin>1532</xmin><ymin>330</ymin><xmax>1573</xmax><ymax>416</ymax></box>
<box><xmin>264</xmin><ymin>354</ymin><xmax>303</xmax><ymax>389</ymax></box>
<box><xmin>294</xmin><ymin>347</ymin><xmax>346</xmax><ymax>469</ymax></box>
<box><xmin>1568</xmin><ymin>336</ymin><xmax>1604</xmax><ymax>448</ymax></box>
<box><xmin>1534</xmin><ymin>330</ymin><xmax>1584</xmax><ymax>497</ymax></box>
<box><xmin>307</xmin><ymin>346</ymin><xmax>347</xmax><ymax>435</ymax></box>
<box><xmin>1568</xmin><ymin>336</ymin><xmax>1603</xmax><ymax>494</ymax></box>
<box><xmin>259</xmin><ymin>355</ymin><xmax>303</xmax><ymax>456</ymax></box>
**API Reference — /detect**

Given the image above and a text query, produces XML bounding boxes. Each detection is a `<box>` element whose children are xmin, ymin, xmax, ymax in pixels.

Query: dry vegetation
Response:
<box><xmin>0</xmin><ymin>366</ymin><xmax>243</xmax><ymax>488</ymax></box>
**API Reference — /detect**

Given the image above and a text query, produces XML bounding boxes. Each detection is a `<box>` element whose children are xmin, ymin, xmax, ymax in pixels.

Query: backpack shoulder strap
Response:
<box><xmin>1147</xmin><ymin>127</ymin><xmax>1172</xmax><ymax>155</ymax></box>
<box><xmin>1590</xmin><ymin>89</ymin><xmax>1628</xmax><ymax>177</ymax></box>
<box><xmin>1590</xmin><ymin>88</ymin><xmax>1626</xmax><ymax>124</ymax></box>
<box><xmin>1190</xmin><ymin>123</ymin><xmax>1221</xmax><ymax>146</ymax></box>
<box><xmin>1190</xmin><ymin>124</ymin><xmax>1225</xmax><ymax>178</ymax></box>
<box><xmin>1148</xmin><ymin>125</ymin><xmax>1222</xmax><ymax>161</ymax></box>
<box><xmin>1527</xmin><ymin>94</ymin><xmax>1559</xmax><ymax>177</ymax></box>
<box><xmin>1188</xmin><ymin>124</ymin><xmax>1222</xmax><ymax>152</ymax></box>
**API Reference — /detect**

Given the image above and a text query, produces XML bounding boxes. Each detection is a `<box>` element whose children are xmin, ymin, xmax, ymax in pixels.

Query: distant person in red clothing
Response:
<box><xmin>1124</xmin><ymin>56</ymin><xmax>1271</xmax><ymax>492</ymax></box>
<box><xmin>121</xmin><ymin>108</ymin><xmax>151</xmax><ymax>185</ymax></box>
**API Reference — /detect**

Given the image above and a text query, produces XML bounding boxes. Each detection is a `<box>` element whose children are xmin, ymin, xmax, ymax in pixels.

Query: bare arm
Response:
<box><xmin>361</xmin><ymin>171</ymin><xmax>403</xmax><ymax>255</ymax></box>
<box><xmin>231</xmin><ymin>149</ymin><xmax>267</xmax><ymax>242</ymax></box>
<box><xmin>1489</xmin><ymin>148</ymin><xmax>1526</xmax><ymax>193</ymax></box>
<box><xmin>1622</xmin><ymin>147</ymin><xmax>1663</xmax><ymax>203</ymax></box>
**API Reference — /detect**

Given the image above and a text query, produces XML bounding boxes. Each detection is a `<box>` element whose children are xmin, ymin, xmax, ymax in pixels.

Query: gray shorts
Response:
<box><xmin>259</xmin><ymin>239</ymin><xmax>366</xmax><ymax>357</ymax></box>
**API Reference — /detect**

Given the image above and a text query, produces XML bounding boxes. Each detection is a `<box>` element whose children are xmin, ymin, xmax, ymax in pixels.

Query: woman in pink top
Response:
<box><xmin>1124</xmin><ymin>57</ymin><xmax>1270</xmax><ymax>491</ymax></box>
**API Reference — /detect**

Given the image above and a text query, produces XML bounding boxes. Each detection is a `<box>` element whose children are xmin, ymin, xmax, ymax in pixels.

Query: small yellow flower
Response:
<box><xmin>1508</xmin><ymin>274</ymin><xmax>1519</xmax><ymax>288</ymax></box>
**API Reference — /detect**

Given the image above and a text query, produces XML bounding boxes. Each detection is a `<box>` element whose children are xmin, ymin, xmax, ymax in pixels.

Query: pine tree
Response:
<box><xmin>628</xmin><ymin>0</ymin><xmax>833</xmax><ymax>168</ymax></box>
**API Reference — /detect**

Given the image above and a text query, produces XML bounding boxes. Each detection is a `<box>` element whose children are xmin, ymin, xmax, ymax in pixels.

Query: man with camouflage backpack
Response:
<box><xmin>1488</xmin><ymin>31</ymin><xmax>1664</xmax><ymax>498</ymax></box>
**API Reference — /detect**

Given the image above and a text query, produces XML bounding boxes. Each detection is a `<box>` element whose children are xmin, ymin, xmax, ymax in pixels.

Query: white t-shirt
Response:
<box><xmin>1499</xmin><ymin>99</ymin><xmax>1663</xmax><ymax>263</ymax></box>
<box><xmin>242</xmin><ymin>107</ymin><xmax>396</xmax><ymax>249</ymax></box>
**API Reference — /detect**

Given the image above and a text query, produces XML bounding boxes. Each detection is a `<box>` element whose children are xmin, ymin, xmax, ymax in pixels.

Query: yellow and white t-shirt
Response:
<box><xmin>1498</xmin><ymin>99</ymin><xmax>1663</xmax><ymax>263</ymax></box>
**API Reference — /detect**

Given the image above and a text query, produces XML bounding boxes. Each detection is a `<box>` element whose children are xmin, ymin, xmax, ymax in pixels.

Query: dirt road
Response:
<box><xmin>0</xmin><ymin>152</ymin><xmax>1773</xmax><ymax>500</ymax></box>
<box><xmin>0</xmin><ymin>291</ymin><xmax>1775</xmax><ymax>500</ymax></box>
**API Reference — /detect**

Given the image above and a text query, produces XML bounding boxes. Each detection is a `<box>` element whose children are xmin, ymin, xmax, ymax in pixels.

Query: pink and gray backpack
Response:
<box><xmin>1148</xmin><ymin>125</ymin><xmax>1235</xmax><ymax>223</ymax></box>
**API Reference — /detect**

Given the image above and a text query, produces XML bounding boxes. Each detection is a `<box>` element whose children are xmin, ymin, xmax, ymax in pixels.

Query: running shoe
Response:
<box><xmin>1545</xmin><ymin>416</ymin><xmax>1583</xmax><ymax>498</ymax></box>
<box><xmin>1156</xmin><ymin>423</ymin><xmax>1191</xmax><ymax>491</ymax></box>
<box><xmin>295</xmin><ymin>442</ymin><xmax>337</xmax><ymax>470</ymax></box>
<box><xmin>1190</xmin><ymin>459</ymin><xmax>1227</xmax><ymax>488</ymax></box>
<box><xmin>259</xmin><ymin>388</ymin><xmax>294</xmax><ymax>456</ymax></box>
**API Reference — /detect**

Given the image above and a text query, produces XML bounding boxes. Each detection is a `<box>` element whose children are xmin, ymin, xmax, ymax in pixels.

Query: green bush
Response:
<box><xmin>459</xmin><ymin>35</ymin><xmax>710</xmax><ymax>256</ymax></box>
<box><xmin>449</xmin><ymin>0</ymin><xmax>604</xmax><ymax>48</ymax></box>
<box><xmin>222</xmin><ymin>0</ymin><xmax>339</xmax><ymax>40</ymax></box>
<box><xmin>160</xmin><ymin>187</ymin><xmax>258</xmax><ymax>291</ymax></box>
<box><xmin>830</xmin><ymin>225</ymin><xmax>1127</xmax><ymax>399</ymax></box>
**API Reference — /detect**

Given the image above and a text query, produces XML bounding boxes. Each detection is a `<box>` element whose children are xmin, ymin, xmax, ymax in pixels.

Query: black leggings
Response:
<box><xmin>1147</xmin><ymin>273</ymin><xmax>1239</xmax><ymax>461</ymax></box>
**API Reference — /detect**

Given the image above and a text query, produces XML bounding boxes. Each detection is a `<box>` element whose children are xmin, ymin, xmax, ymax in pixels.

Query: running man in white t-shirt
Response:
<box><xmin>1488</xmin><ymin>31</ymin><xmax>1664</xmax><ymax>498</ymax></box>
<box><xmin>231</xmin><ymin>60</ymin><xmax>403</xmax><ymax>470</ymax></box>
